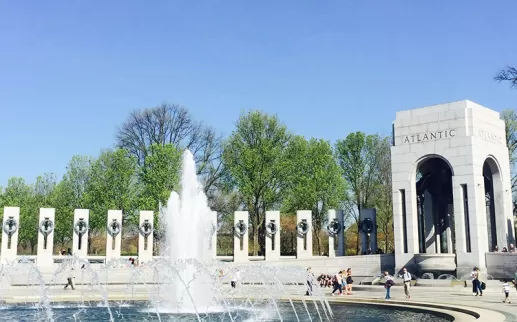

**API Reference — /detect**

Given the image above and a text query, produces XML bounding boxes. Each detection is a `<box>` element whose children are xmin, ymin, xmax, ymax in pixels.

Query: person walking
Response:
<box><xmin>402</xmin><ymin>267</ymin><xmax>412</xmax><ymax>299</ymax></box>
<box><xmin>384</xmin><ymin>272</ymin><xmax>394</xmax><ymax>300</ymax></box>
<box><xmin>502</xmin><ymin>280</ymin><xmax>511</xmax><ymax>303</ymax></box>
<box><xmin>471</xmin><ymin>267</ymin><xmax>482</xmax><ymax>296</ymax></box>
<box><xmin>345</xmin><ymin>268</ymin><xmax>354</xmax><ymax>295</ymax></box>
<box><xmin>63</xmin><ymin>267</ymin><xmax>75</xmax><ymax>290</ymax></box>
<box><xmin>331</xmin><ymin>271</ymin><xmax>343</xmax><ymax>296</ymax></box>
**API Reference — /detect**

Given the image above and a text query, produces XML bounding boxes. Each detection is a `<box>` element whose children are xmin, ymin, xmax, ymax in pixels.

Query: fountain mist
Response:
<box><xmin>160</xmin><ymin>150</ymin><xmax>216</xmax><ymax>313</ymax></box>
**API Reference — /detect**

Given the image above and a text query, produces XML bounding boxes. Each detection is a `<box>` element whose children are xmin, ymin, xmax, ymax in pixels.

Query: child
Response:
<box><xmin>503</xmin><ymin>280</ymin><xmax>511</xmax><ymax>303</ymax></box>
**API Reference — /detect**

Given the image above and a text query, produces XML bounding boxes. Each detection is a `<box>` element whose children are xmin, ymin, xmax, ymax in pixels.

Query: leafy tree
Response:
<box><xmin>282</xmin><ymin>136</ymin><xmax>346</xmax><ymax>255</ymax></box>
<box><xmin>370</xmin><ymin>136</ymin><xmax>393</xmax><ymax>253</ymax></box>
<box><xmin>84</xmin><ymin>149</ymin><xmax>138</xmax><ymax>234</ymax></box>
<box><xmin>222</xmin><ymin>111</ymin><xmax>291</xmax><ymax>255</ymax></box>
<box><xmin>335</xmin><ymin>132</ymin><xmax>385</xmax><ymax>254</ymax></box>
<box><xmin>116</xmin><ymin>103</ymin><xmax>225</xmax><ymax>198</ymax></box>
<box><xmin>138</xmin><ymin>143</ymin><xmax>181</xmax><ymax>211</ymax></box>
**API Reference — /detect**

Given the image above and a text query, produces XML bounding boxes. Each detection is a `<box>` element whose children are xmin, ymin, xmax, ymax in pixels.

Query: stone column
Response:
<box><xmin>265</xmin><ymin>211</ymin><xmax>281</xmax><ymax>261</ymax></box>
<box><xmin>452</xmin><ymin>176</ymin><xmax>466</xmax><ymax>254</ymax></box>
<box><xmin>359</xmin><ymin>208</ymin><xmax>377</xmax><ymax>253</ymax></box>
<box><xmin>327</xmin><ymin>210</ymin><xmax>340</xmax><ymax>257</ymax></box>
<box><xmin>37</xmin><ymin>208</ymin><xmax>55</xmax><ymax>268</ymax></box>
<box><xmin>73</xmin><ymin>209</ymin><xmax>90</xmax><ymax>259</ymax></box>
<box><xmin>233</xmin><ymin>211</ymin><xmax>249</xmax><ymax>262</ymax></box>
<box><xmin>210</xmin><ymin>211</ymin><xmax>218</xmax><ymax>260</ymax></box>
<box><xmin>1</xmin><ymin>207</ymin><xmax>20</xmax><ymax>264</ymax></box>
<box><xmin>138</xmin><ymin>210</ymin><xmax>154</xmax><ymax>265</ymax></box>
<box><xmin>296</xmin><ymin>210</ymin><xmax>312</xmax><ymax>259</ymax></box>
<box><xmin>106</xmin><ymin>210</ymin><xmax>123</xmax><ymax>263</ymax></box>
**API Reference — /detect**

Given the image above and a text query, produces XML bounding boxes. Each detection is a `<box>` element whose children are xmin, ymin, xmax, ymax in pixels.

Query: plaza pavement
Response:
<box><xmin>1</xmin><ymin>283</ymin><xmax>516</xmax><ymax>321</ymax></box>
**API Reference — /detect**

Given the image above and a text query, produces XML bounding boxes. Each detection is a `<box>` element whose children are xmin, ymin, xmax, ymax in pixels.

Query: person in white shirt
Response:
<box><xmin>402</xmin><ymin>267</ymin><xmax>412</xmax><ymax>299</ymax></box>
<box><xmin>502</xmin><ymin>280</ymin><xmax>511</xmax><ymax>303</ymax></box>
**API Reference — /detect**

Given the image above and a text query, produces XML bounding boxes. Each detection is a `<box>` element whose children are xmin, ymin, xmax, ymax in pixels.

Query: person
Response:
<box><xmin>305</xmin><ymin>267</ymin><xmax>315</xmax><ymax>296</ymax></box>
<box><xmin>231</xmin><ymin>269</ymin><xmax>241</xmax><ymax>289</ymax></box>
<box><xmin>402</xmin><ymin>267</ymin><xmax>412</xmax><ymax>299</ymax></box>
<box><xmin>345</xmin><ymin>268</ymin><xmax>354</xmax><ymax>295</ymax></box>
<box><xmin>63</xmin><ymin>267</ymin><xmax>75</xmax><ymax>290</ymax></box>
<box><xmin>502</xmin><ymin>280</ymin><xmax>511</xmax><ymax>303</ymax></box>
<box><xmin>384</xmin><ymin>272</ymin><xmax>394</xmax><ymax>300</ymax></box>
<box><xmin>494</xmin><ymin>245</ymin><xmax>499</xmax><ymax>252</ymax></box>
<box><xmin>471</xmin><ymin>267</ymin><xmax>482</xmax><ymax>296</ymax></box>
<box><xmin>331</xmin><ymin>271</ymin><xmax>343</xmax><ymax>296</ymax></box>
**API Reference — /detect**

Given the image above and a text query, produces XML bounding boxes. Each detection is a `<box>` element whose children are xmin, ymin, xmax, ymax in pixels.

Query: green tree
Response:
<box><xmin>222</xmin><ymin>110</ymin><xmax>291</xmax><ymax>255</ymax></box>
<box><xmin>51</xmin><ymin>156</ymin><xmax>92</xmax><ymax>247</ymax></box>
<box><xmin>84</xmin><ymin>149</ymin><xmax>138</xmax><ymax>233</ymax></box>
<box><xmin>335</xmin><ymin>132</ymin><xmax>385</xmax><ymax>254</ymax></box>
<box><xmin>370</xmin><ymin>136</ymin><xmax>393</xmax><ymax>253</ymax></box>
<box><xmin>138</xmin><ymin>143</ymin><xmax>181</xmax><ymax>211</ymax></box>
<box><xmin>2</xmin><ymin>178</ymin><xmax>33</xmax><ymax>251</ymax></box>
<box><xmin>282</xmin><ymin>136</ymin><xmax>346</xmax><ymax>255</ymax></box>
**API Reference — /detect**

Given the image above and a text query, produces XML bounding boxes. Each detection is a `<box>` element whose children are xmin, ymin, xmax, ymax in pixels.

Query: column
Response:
<box><xmin>233</xmin><ymin>211</ymin><xmax>249</xmax><ymax>262</ymax></box>
<box><xmin>1</xmin><ymin>207</ymin><xmax>20</xmax><ymax>264</ymax></box>
<box><xmin>336</xmin><ymin>209</ymin><xmax>345</xmax><ymax>256</ymax></box>
<box><xmin>106</xmin><ymin>210</ymin><xmax>123</xmax><ymax>263</ymax></box>
<box><xmin>265</xmin><ymin>211</ymin><xmax>281</xmax><ymax>261</ymax></box>
<box><xmin>210</xmin><ymin>210</ymin><xmax>217</xmax><ymax>260</ymax></box>
<box><xmin>138</xmin><ymin>210</ymin><xmax>154</xmax><ymax>265</ymax></box>
<box><xmin>37</xmin><ymin>208</ymin><xmax>55</xmax><ymax>268</ymax></box>
<box><xmin>73</xmin><ymin>209</ymin><xmax>90</xmax><ymax>259</ymax></box>
<box><xmin>327</xmin><ymin>210</ymin><xmax>338</xmax><ymax>257</ymax></box>
<box><xmin>296</xmin><ymin>210</ymin><xmax>312</xmax><ymax>259</ymax></box>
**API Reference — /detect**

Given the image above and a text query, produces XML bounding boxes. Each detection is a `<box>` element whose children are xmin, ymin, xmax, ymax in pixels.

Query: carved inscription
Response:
<box><xmin>478</xmin><ymin>129</ymin><xmax>503</xmax><ymax>145</ymax></box>
<box><xmin>403</xmin><ymin>129</ymin><xmax>456</xmax><ymax>144</ymax></box>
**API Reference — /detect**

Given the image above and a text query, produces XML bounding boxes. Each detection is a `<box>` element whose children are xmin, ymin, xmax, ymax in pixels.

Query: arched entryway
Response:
<box><xmin>483</xmin><ymin>157</ymin><xmax>504</xmax><ymax>251</ymax></box>
<box><xmin>415</xmin><ymin>156</ymin><xmax>454</xmax><ymax>254</ymax></box>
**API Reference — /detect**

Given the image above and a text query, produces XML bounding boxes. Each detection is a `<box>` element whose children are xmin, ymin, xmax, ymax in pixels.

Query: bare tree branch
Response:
<box><xmin>495</xmin><ymin>66</ymin><xmax>517</xmax><ymax>89</ymax></box>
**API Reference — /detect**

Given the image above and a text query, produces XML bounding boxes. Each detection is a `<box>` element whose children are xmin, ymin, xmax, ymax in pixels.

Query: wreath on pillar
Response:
<box><xmin>39</xmin><ymin>218</ymin><xmax>54</xmax><ymax>235</ymax></box>
<box><xmin>234</xmin><ymin>221</ymin><xmax>247</xmax><ymax>237</ymax></box>
<box><xmin>107</xmin><ymin>219</ymin><xmax>121</xmax><ymax>237</ymax></box>
<box><xmin>3</xmin><ymin>217</ymin><xmax>18</xmax><ymax>236</ymax></box>
<box><xmin>360</xmin><ymin>218</ymin><xmax>373</xmax><ymax>234</ymax></box>
<box><xmin>266</xmin><ymin>220</ymin><xmax>278</xmax><ymax>236</ymax></box>
<box><xmin>297</xmin><ymin>220</ymin><xmax>310</xmax><ymax>236</ymax></box>
<box><xmin>74</xmin><ymin>218</ymin><xmax>89</xmax><ymax>236</ymax></box>
<box><xmin>139</xmin><ymin>220</ymin><xmax>153</xmax><ymax>238</ymax></box>
<box><xmin>326</xmin><ymin>218</ymin><xmax>341</xmax><ymax>236</ymax></box>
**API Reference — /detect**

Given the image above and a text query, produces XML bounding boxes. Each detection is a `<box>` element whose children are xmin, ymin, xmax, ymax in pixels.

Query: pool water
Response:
<box><xmin>0</xmin><ymin>301</ymin><xmax>450</xmax><ymax>321</ymax></box>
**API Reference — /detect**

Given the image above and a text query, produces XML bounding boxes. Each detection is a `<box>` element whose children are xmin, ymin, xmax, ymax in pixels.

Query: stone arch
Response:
<box><xmin>483</xmin><ymin>155</ymin><xmax>505</xmax><ymax>251</ymax></box>
<box><xmin>414</xmin><ymin>154</ymin><xmax>455</xmax><ymax>254</ymax></box>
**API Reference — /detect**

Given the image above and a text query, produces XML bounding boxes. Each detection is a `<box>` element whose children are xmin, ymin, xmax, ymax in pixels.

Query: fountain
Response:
<box><xmin>157</xmin><ymin>150</ymin><xmax>216</xmax><ymax>313</ymax></box>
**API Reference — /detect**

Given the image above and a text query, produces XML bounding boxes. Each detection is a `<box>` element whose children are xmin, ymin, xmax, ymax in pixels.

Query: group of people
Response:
<box><xmin>493</xmin><ymin>244</ymin><xmax>516</xmax><ymax>253</ymax></box>
<box><xmin>330</xmin><ymin>268</ymin><xmax>354</xmax><ymax>296</ymax></box>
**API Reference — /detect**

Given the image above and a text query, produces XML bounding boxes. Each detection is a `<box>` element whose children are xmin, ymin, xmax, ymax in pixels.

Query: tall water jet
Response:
<box><xmin>160</xmin><ymin>149</ymin><xmax>216</xmax><ymax>313</ymax></box>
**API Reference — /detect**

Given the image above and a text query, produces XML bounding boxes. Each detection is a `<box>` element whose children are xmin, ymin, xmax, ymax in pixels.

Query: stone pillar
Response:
<box><xmin>359</xmin><ymin>208</ymin><xmax>377</xmax><ymax>254</ymax></box>
<box><xmin>37</xmin><ymin>208</ymin><xmax>55</xmax><ymax>268</ymax></box>
<box><xmin>106</xmin><ymin>210</ymin><xmax>123</xmax><ymax>263</ymax></box>
<box><xmin>210</xmin><ymin>211</ymin><xmax>218</xmax><ymax>260</ymax></box>
<box><xmin>233</xmin><ymin>211</ymin><xmax>249</xmax><ymax>262</ymax></box>
<box><xmin>1</xmin><ymin>207</ymin><xmax>20</xmax><ymax>264</ymax></box>
<box><xmin>456</xmin><ymin>176</ymin><xmax>489</xmax><ymax>278</ymax></box>
<box><xmin>73</xmin><ymin>209</ymin><xmax>89</xmax><ymax>259</ymax></box>
<box><xmin>296</xmin><ymin>210</ymin><xmax>312</xmax><ymax>259</ymax></box>
<box><xmin>327</xmin><ymin>209</ymin><xmax>344</xmax><ymax>257</ymax></box>
<box><xmin>265</xmin><ymin>211</ymin><xmax>281</xmax><ymax>261</ymax></box>
<box><xmin>138</xmin><ymin>210</ymin><xmax>154</xmax><ymax>265</ymax></box>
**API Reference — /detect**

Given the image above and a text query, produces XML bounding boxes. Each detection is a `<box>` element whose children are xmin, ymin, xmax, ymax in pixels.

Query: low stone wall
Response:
<box><xmin>485</xmin><ymin>252</ymin><xmax>517</xmax><ymax>279</ymax></box>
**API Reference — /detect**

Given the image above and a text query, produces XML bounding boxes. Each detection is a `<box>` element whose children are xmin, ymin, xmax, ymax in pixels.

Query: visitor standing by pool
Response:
<box><xmin>345</xmin><ymin>268</ymin><xmax>354</xmax><ymax>295</ymax></box>
<box><xmin>502</xmin><ymin>280</ymin><xmax>511</xmax><ymax>303</ymax></box>
<box><xmin>64</xmin><ymin>267</ymin><xmax>75</xmax><ymax>290</ymax></box>
<box><xmin>471</xmin><ymin>267</ymin><xmax>482</xmax><ymax>296</ymax></box>
<box><xmin>305</xmin><ymin>267</ymin><xmax>315</xmax><ymax>296</ymax></box>
<box><xmin>402</xmin><ymin>267</ymin><xmax>412</xmax><ymax>299</ymax></box>
<box><xmin>384</xmin><ymin>272</ymin><xmax>394</xmax><ymax>300</ymax></box>
<box><xmin>231</xmin><ymin>269</ymin><xmax>241</xmax><ymax>289</ymax></box>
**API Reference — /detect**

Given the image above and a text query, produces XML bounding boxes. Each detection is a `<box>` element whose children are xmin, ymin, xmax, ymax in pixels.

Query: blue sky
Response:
<box><xmin>0</xmin><ymin>0</ymin><xmax>516</xmax><ymax>186</ymax></box>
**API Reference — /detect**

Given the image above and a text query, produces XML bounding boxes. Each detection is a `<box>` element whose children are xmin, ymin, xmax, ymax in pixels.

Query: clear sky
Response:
<box><xmin>0</xmin><ymin>0</ymin><xmax>516</xmax><ymax>186</ymax></box>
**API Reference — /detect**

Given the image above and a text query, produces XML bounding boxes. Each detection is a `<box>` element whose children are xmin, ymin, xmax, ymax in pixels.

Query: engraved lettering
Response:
<box><xmin>402</xmin><ymin>129</ymin><xmax>457</xmax><ymax>144</ymax></box>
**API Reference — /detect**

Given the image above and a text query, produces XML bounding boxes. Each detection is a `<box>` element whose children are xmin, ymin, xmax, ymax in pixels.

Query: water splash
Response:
<box><xmin>158</xmin><ymin>150</ymin><xmax>216</xmax><ymax>313</ymax></box>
